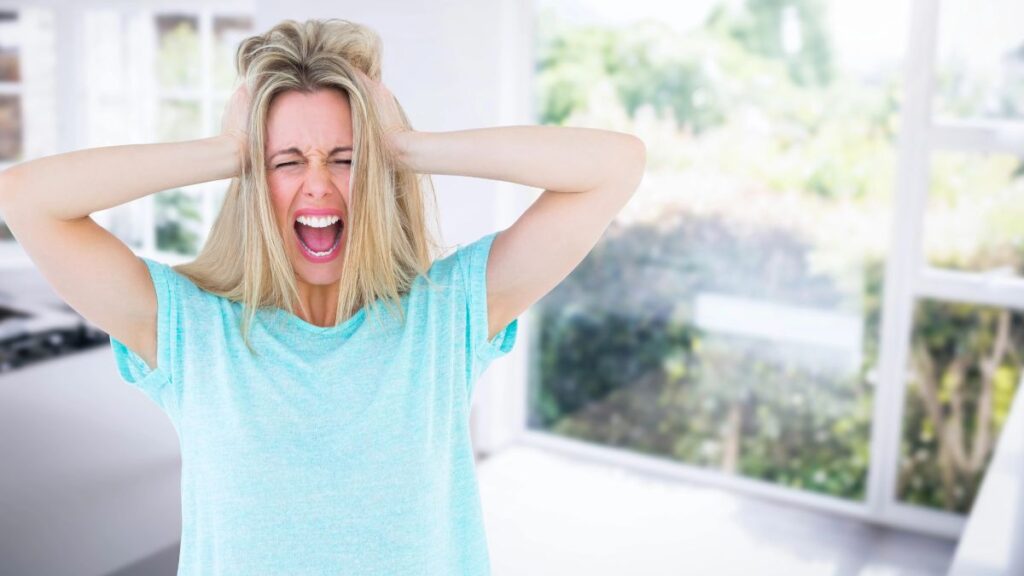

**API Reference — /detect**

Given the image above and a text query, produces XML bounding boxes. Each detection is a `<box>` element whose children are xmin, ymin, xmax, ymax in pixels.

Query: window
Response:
<box><xmin>0</xmin><ymin>8</ymin><xmax>56</xmax><ymax>241</ymax></box>
<box><xmin>528</xmin><ymin>0</ymin><xmax>1022</xmax><ymax>537</ymax></box>
<box><xmin>891</xmin><ymin>0</ymin><xmax>1024</xmax><ymax>519</ymax></box>
<box><xmin>0</xmin><ymin>12</ymin><xmax>21</xmax><ymax>164</ymax></box>
<box><xmin>151</xmin><ymin>11</ymin><xmax>252</xmax><ymax>256</ymax></box>
<box><xmin>80</xmin><ymin>8</ymin><xmax>252</xmax><ymax>258</ymax></box>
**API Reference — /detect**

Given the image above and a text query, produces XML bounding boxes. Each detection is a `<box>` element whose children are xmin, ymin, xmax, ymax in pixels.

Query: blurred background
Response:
<box><xmin>1</xmin><ymin>0</ymin><xmax>1023</xmax><ymax>574</ymax></box>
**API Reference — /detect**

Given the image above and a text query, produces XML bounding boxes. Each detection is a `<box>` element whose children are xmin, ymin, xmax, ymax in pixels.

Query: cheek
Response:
<box><xmin>266</xmin><ymin>181</ymin><xmax>293</xmax><ymax>227</ymax></box>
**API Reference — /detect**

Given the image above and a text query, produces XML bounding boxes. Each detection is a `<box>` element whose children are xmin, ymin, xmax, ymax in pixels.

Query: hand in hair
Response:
<box><xmin>351</xmin><ymin>67</ymin><xmax>409</xmax><ymax>155</ymax></box>
<box><xmin>220</xmin><ymin>82</ymin><xmax>251</xmax><ymax>174</ymax></box>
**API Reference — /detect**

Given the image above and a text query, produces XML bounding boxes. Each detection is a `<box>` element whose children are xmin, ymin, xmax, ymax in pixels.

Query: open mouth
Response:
<box><xmin>294</xmin><ymin>215</ymin><xmax>344</xmax><ymax>260</ymax></box>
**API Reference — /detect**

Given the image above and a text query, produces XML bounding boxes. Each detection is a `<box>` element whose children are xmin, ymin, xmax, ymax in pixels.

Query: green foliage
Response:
<box><xmin>536</xmin><ymin>16</ymin><xmax>727</xmax><ymax>132</ymax></box>
<box><xmin>157</xmin><ymin>18</ymin><xmax>201</xmax><ymax>89</ymax></box>
<box><xmin>531</xmin><ymin>1</ymin><xmax>1024</xmax><ymax>513</ymax></box>
<box><xmin>707</xmin><ymin>0</ymin><xmax>834</xmax><ymax>87</ymax></box>
<box><xmin>530</xmin><ymin>214</ymin><xmax>873</xmax><ymax>501</ymax></box>
<box><xmin>156</xmin><ymin>189</ymin><xmax>201</xmax><ymax>255</ymax></box>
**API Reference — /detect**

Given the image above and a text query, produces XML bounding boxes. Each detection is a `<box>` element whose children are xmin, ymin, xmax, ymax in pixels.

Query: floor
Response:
<box><xmin>108</xmin><ymin>443</ymin><xmax>958</xmax><ymax>576</ymax></box>
<box><xmin>477</xmin><ymin>444</ymin><xmax>958</xmax><ymax>576</ymax></box>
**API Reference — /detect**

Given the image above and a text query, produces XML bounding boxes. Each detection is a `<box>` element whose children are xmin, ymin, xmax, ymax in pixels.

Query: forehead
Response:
<box><xmin>265</xmin><ymin>88</ymin><xmax>352</xmax><ymax>151</ymax></box>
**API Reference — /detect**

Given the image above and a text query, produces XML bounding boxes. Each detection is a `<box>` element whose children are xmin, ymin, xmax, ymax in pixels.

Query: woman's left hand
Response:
<box><xmin>352</xmin><ymin>67</ymin><xmax>411</xmax><ymax>160</ymax></box>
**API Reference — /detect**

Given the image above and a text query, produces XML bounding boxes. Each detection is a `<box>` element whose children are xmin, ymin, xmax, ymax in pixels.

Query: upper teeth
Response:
<box><xmin>296</xmin><ymin>215</ymin><xmax>340</xmax><ymax>228</ymax></box>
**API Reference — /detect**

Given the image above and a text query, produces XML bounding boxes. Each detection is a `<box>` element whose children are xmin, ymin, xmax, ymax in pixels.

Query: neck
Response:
<box><xmin>295</xmin><ymin>281</ymin><xmax>340</xmax><ymax>327</ymax></box>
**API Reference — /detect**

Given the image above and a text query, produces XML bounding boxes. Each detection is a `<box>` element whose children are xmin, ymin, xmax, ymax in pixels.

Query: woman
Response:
<box><xmin>0</xmin><ymin>18</ymin><xmax>645</xmax><ymax>576</ymax></box>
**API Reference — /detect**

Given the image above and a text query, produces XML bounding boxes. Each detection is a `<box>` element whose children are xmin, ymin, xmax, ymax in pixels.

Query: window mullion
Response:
<box><xmin>868</xmin><ymin>0</ymin><xmax>941</xmax><ymax>527</ymax></box>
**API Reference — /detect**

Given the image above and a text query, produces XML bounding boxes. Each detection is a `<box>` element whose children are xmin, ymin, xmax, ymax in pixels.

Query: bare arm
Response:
<box><xmin>0</xmin><ymin>86</ymin><xmax>249</xmax><ymax>371</ymax></box>
<box><xmin>0</xmin><ymin>136</ymin><xmax>240</xmax><ymax>220</ymax></box>
<box><xmin>392</xmin><ymin>126</ymin><xmax>641</xmax><ymax>194</ymax></box>
<box><xmin>391</xmin><ymin>126</ymin><xmax>646</xmax><ymax>341</ymax></box>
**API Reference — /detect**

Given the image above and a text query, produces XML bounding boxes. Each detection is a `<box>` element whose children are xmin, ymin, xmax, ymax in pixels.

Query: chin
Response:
<box><xmin>293</xmin><ymin>256</ymin><xmax>344</xmax><ymax>285</ymax></box>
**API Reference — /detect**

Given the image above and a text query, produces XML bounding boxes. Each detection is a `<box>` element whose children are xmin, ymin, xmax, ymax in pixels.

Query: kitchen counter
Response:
<box><xmin>0</xmin><ymin>345</ymin><xmax>182</xmax><ymax>576</ymax></box>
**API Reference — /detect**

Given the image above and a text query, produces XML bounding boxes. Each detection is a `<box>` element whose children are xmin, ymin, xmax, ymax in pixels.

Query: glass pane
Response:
<box><xmin>156</xmin><ymin>14</ymin><xmax>200</xmax><ymax>89</ymax></box>
<box><xmin>934</xmin><ymin>0</ymin><xmax>1024</xmax><ymax>121</ymax></box>
<box><xmin>213</xmin><ymin>15</ymin><xmax>252</xmax><ymax>91</ymax></box>
<box><xmin>925</xmin><ymin>152</ymin><xmax>1024</xmax><ymax>274</ymax></box>
<box><xmin>528</xmin><ymin>0</ymin><xmax>909</xmax><ymax>501</ymax></box>
<box><xmin>156</xmin><ymin>188</ymin><xmax>202</xmax><ymax>255</ymax></box>
<box><xmin>158</xmin><ymin>99</ymin><xmax>201</xmax><ymax>142</ymax></box>
<box><xmin>0</xmin><ymin>12</ymin><xmax>19</xmax><ymax>82</ymax></box>
<box><xmin>0</xmin><ymin>94</ymin><xmax>22</xmax><ymax>161</ymax></box>
<box><xmin>898</xmin><ymin>300</ymin><xmax>1023</xmax><ymax>513</ymax></box>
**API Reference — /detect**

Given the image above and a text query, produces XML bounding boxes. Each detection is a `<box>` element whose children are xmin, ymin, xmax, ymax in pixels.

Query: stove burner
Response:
<box><xmin>0</xmin><ymin>303</ymin><xmax>110</xmax><ymax>374</ymax></box>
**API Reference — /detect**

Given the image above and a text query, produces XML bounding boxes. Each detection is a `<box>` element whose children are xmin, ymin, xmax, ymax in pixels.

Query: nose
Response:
<box><xmin>302</xmin><ymin>159</ymin><xmax>336</xmax><ymax>200</ymax></box>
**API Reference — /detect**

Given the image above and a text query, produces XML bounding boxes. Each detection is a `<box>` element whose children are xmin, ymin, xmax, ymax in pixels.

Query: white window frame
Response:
<box><xmin>501</xmin><ymin>0</ymin><xmax>1024</xmax><ymax>540</ymax></box>
<box><xmin>871</xmin><ymin>0</ymin><xmax>1024</xmax><ymax>538</ymax></box>
<box><xmin>133</xmin><ymin>7</ymin><xmax>253</xmax><ymax>262</ymax></box>
<box><xmin>0</xmin><ymin>1</ymin><xmax>252</xmax><ymax>269</ymax></box>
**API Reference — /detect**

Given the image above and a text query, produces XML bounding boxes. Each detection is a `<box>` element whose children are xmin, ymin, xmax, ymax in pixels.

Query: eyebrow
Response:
<box><xmin>268</xmin><ymin>146</ymin><xmax>353</xmax><ymax>160</ymax></box>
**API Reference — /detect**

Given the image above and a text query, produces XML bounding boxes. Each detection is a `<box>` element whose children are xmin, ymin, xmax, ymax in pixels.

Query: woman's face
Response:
<box><xmin>265</xmin><ymin>88</ymin><xmax>353</xmax><ymax>286</ymax></box>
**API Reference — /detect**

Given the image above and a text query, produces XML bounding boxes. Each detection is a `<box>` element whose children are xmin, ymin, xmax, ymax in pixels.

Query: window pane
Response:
<box><xmin>925</xmin><ymin>152</ymin><xmax>1024</xmax><ymax>274</ymax></box>
<box><xmin>898</xmin><ymin>300</ymin><xmax>1023</xmax><ymax>513</ymax></box>
<box><xmin>0</xmin><ymin>12</ymin><xmax>19</xmax><ymax>82</ymax></box>
<box><xmin>0</xmin><ymin>95</ymin><xmax>22</xmax><ymax>161</ymax></box>
<box><xmin>528</xmin><ymin>0</ymin><xmax>908</xmax><ymax>501</ymax></box>
<box><xmin>934</xmin><ymin>0</ymin><xmax>1024</xmax><ymax>121</ymax></box>
<box><xmin>158</xmin><ymin>99</ymin><xmax>201</xmax><ymax>142</ymax></box>
<box><xmin>213</xmin><ymin>16</ymin><xmax>252</xmax><ymax>91</ymax></box>
<box><xmin>156</xmin><ymin>14</ymin><xmax>200</xmax><ymax>89</ymax></box>
<box><xmin>156</xmin><ymin>188</ymin><xmax>202</xmax><ymax>255</ymax></box>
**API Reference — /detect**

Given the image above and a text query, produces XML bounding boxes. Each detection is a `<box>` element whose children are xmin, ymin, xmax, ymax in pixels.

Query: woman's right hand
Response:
<box><xmin>220</xmin><ymin>82</ymin><xmax>250</xmax><ymax>173</ymax></box>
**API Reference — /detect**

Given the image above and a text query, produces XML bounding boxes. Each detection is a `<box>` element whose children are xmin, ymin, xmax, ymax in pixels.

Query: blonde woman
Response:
<box><xmin>0</xmin><ymin>18</ymin><xmax>645</xmax><ymax>576</ymax></box>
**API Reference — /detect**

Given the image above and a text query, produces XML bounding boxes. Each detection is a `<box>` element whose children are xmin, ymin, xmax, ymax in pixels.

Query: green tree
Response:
<box><xmin>707</xmin><ymin>0</ymin><xmax>834</xmax><ymax>87</ymax></box>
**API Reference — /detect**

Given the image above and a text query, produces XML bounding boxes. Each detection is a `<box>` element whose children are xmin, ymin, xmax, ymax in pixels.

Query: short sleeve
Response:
<box><xmin>109</xmin><ymin>256</ymin><xmax>177</xmax><ymax>413</ymax></box>
<box><xmin>455</xmin><ymin>230</ymin><xmax>519</xmax><ymax>395</ymax></box>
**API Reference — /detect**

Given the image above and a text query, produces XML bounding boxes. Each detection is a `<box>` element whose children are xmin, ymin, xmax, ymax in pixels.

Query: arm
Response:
<box><xmin>391</xmin><ymin>126</ymin><xmax>647</xmax><ymax>341</ymax></box>
<box><xmin>0</xmin><ymin>136</ymin><xmax>239</xmax><ymax>221</ymax></box>
<box><xmin>0</xmin><ymin>86</ymin><xmax>248</xmax><ymax>370</ymax></box>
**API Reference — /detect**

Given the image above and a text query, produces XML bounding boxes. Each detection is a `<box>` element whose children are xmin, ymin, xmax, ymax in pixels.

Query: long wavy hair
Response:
<box><xmin>174</xmin><ymin>18</ymin><xmax>443</xmax><ymax>354</ymax></box>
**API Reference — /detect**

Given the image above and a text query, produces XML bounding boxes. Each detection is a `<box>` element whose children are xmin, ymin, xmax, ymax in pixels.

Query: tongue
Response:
<box><xmin>296</xmin><ymin>222</ymin><xmax>341</xmax><ymax>252</ymax></box>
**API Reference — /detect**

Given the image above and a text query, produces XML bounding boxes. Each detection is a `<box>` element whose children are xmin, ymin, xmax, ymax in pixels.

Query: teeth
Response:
<box><xmin>296</xmin><ymin>214</ymin><xmax>340</xmax><ymax>228</ymax></box>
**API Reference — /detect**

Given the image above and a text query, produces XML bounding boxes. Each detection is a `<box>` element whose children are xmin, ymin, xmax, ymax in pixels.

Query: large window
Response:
<box><xmin>893</xmin><ymin>0</ymin><xmax>1024</xmax><ymax>517</ymax></box>
<box><xmin>527</xmin><ymin>0</ymin><xmax>1023</xmax><ymax>536</ymax></box>
<box><xmin>79</xmin><ymin>8</ymin><xmax>252</xmax><ymax>258</ymax></box>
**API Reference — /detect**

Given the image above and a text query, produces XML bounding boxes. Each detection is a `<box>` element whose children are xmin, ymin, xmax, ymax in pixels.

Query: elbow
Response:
<box><xmin>623</xmin><ymin>135</ymin><xmax>647</xmax><ymax>190</ymax></box>
<box><xmin>631</xmin><ymin>135</ymin><xmax>647</xmax><ymax>171</ymax></box>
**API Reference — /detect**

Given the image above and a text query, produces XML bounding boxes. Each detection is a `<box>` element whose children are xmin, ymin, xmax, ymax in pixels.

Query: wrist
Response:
<box><xmin>208</xmin><ymin>134</ymin><xmax>244</xmax><ymax>179</ymax></box>
<box><xmin>388</xmin><ymin>130</ymin><xmax>423</xmax><ymax>172</ymax></box>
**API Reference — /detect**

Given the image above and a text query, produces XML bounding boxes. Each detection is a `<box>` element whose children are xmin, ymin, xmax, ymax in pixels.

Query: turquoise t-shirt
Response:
<box><xmin>109</xmin><ymin>231</ymin><xmax>518</xmax><ymax>576</ymax></box>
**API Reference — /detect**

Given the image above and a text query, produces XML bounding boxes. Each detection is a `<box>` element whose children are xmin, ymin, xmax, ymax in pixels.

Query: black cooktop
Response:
<box><xmin>0</xmin><ymin>302</ymin><xmax>110</xmax><ymax>374</ymax></box>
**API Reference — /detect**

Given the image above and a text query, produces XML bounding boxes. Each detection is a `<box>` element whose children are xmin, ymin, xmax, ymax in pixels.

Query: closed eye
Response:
<box><xmin>272</xmin><ymin>160</ymin><xmax>350</xmax><ymax>169</ymax></box>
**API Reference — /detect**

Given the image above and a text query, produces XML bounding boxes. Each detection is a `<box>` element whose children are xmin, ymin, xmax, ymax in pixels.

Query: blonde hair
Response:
<box><xmin>175</xmin><ymin>18</ymin><xmax>444</xmax><ymax>354</ymax></box>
